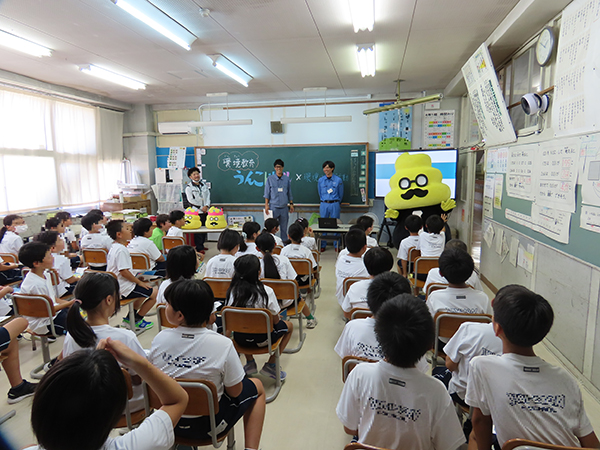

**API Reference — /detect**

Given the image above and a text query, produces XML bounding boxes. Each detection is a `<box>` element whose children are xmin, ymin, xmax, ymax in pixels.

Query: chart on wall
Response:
<box><xmin>378</xmin><ymin>105</ymin><xmax>412</xmax><ymax>150</ymax></box>
<box><xmin>423</xmin><ymin>110</ymin><xmax>455</xmax><ymax>149</ymax></box>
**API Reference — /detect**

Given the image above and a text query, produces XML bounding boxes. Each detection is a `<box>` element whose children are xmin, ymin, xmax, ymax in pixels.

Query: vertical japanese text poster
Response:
<box><xmin>580</xmin><ymin>134</ymin><xmax>600</xmax><ymax>206</ymax></box>
<box><xmin>552</xmin><ymin>0</ymin><xmax>600</xmax><ymax>136</ymax></box>
<box><xmin>423</xmin><ymin>110</ymin><xmax>455</xmax><ymax>149</ymax></box>
<box><xmin>506</xmin><ymin>144</ymin><xmax>537</xmax><ymax>200</ymax></box>
<box><xmin>379</xmin><ymin>106</ymin><xmax>412</xmax><ymax>149</ymax></box>
<box><xmin>461</xmin><ymin>43</ymin><xmax>517</xmax><ymax>147</ymax></box>
<box><xmin>484</xmin><ymin>174</ymin><xmax>495</xmax><ymax>218</ymax></box>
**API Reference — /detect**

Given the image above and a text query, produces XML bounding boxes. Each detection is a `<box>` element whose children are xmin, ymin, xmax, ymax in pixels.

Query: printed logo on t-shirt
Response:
<box><xmin>181</xmin><ymin>334</ymin><xmax>195</xmax><ymax>339</ymax></box>
<box><xmin>444</xmin><ymin>307</ymin><xmax>482</xmax><ymax>314</ymax></box>
<box><xmin>356</xmin><ymin>342</ymin><xmax>383</xmax><ymax>359</ymax></box>
<box><xmin>161</xmin><ymin>352</ymin><xmax>206</xmax><ymax>369</ymax></box>
<box><xmin>480</xmin><ymin>347</ymin><xmax>499</xmax><ymax>356</ymax></box>
<box><xmin>368</xmin><ymin>397</ymin><xmax>421</xmax><ymax>421</ymax></box>
<box><xmin>523</xmin><ymin>366</ymin><xmax>540</xmax><ymax>373</ymax></box>
<box><xmin>388</xmin><ymin>378</ymin><xmax>406</xmax><ymax>387</ymax></box>
<box><xmin>455</xmin><ymin>295</ymin><xmax>466</xmax><ymax>300</ymax></box>
<box><xmin>506</xmin><ymin>392</ymin><xmax>565</xmax><ymax>413</ymax></box>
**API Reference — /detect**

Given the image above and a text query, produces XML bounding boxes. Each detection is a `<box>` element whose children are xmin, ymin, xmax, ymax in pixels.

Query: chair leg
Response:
<box><xmin>0</xmin><ymin>410</ymin><xmax>15</xmax><ymax>425</ymax></box>
<box><xmin>31</xmin><ymin>336</ymin><xmax>52</xmax><ymax>380</ymax></box>
<box><xmin>226</xmin><ymin>426</ymin><xmax>235</xmax><ymax>450</ymax></box>
<box><xmin>284</xmin><ymin>310</ymin><xmax>305</xmax><ymax>354</ymax></box>
<box><xmin>265</xmin><ymin>348</ymin><xmax>282</xmax><ymax>403</ymax></box>
<box><xmin>128</xmin><ymin>303</ymin><xmax>136</xmax><ymax>334</ymax></box>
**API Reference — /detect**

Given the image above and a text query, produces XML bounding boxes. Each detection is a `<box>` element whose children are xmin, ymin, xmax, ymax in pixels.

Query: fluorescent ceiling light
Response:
<box><xmin>357</xmin><ymin>44</ymin><xmax>376</xmax><ymax>77</ymax></box>
<box><xmin>112</xmin><ymin>0</ymin><xmax>196</xmax><ymax>50</ymax></box>
<box><xmin>349</xmin><ymin>0</ymin><xmax>374</xmax><ymax>32</ymax></box>
<box><xmin>208</xmin><ymin>54</ymin><xmax>253</xmax><ymax>87</ymax></box>
<box><xmin>280</xmin><ymin>116</ymin><xmax>352</xmax><ymax>124</ymax></box>
<box><xmin>0</xmin><ymin>30</ymin><xmax>52</xmax><ymax>57</ymax></box>
<box><xmin>79</xmin><ymin>65</ymin><xmax>146</xmax><ymax>90</ymax></box>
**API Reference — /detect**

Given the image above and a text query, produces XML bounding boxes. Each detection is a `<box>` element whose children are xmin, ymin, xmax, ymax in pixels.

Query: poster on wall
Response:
<box><xmin>378</xmin><ymin>106</ymin><xmax>412</xmax><ymax>150</ymax></box>
<box><xmin>423</xmin><ymin>110</ymin><xmax>455</xmax><ymax>149</ymax></box>
<box><xmin>461</xmin><ymin>43</ymin><xmax>517</xmax><ymax>147</ymax></box>
<box><xmin>484</xmin><ymin>174</ymin><xmax>495</xmax><ymax>218</ymax></box>
<box><xmin>506</xmin><ymin>145</ymin><xmax>537</xmax><ymax>201</ymax></box>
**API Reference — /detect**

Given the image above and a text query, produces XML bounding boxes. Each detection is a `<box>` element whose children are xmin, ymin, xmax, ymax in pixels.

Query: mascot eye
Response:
<box><xmin>399</xmin><ymin>178</ymin><xmax>411</xmax><ymax>189</ymax></box>
<box><xmin>399</xmin><ymin>175</ymin><xmax>428</xmax><ymax>190</ymax></box>
<box><xmin>415</xmin><ymin>174</ymin><xmax>428</xmax><ymax>187</ymax></box>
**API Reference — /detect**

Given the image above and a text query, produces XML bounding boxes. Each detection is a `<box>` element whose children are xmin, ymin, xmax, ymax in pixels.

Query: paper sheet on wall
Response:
<box><xmin>494</xmin><ymin>174</ymin><xmax>503</xmax><ymax>209</ymax></box>
<box><xmin>509</xmin><ymin>236</ymin><xmax>519</xmax><ymax>266</ymax></box>
<box><xmin>507</xmin><ymin>145</ymin><xmax>537</xmax><ymax>200</ymax></box>
<box><xmin>552</xmin><ymin>0</ymin><xmax>600</xmax><ymax>136</ymax></box>
<box><xmin>168</xmin><ymin>147</ymin><xmax>187</xmax><ymax>168</ymax></box>
<box><xmin>501</xmin><ymin>234</ymin><xmax>510</xmax><ymax>262</ymax></box>
<box><xmin>580</xmin><ymin>135</ymin><xmax>600</xmax><ymax>206</ymax></box>
<box><xmin>517</xmin><ymin>244</ymin><xmax>535</xmax><ymax>273</ymax></box>
<box><xmin>505</xmin><ymin>208</ymin><xmax>534</xmax><ymax>229</ymax></box>
<box><xmin>423</xmin><ymin>110</ymin><xmax>455</xmax><ymax>149</ymax></box>
<box><xmin>484</xmin><ymin>222</ymin><xmax>495</xmax><ymax>248</ymax></box>
<box><xmin>486</xmin><ymin>148</ymin><xmax>498</xmax><ymax>173</ymax></box>
<box><xmin>580</xmin><ymin>205</ymin><xmax>600</xmax><ymax>233</ymax></box>
<box><xmin>484</xmin><ymin>174</ymin><xmax>495</xmax><ymax>218</ymax></box>
<box><xmin>495</xmin><ymin>228</ymin><xmax>504</xmax><ymax>255</ymax></box>
<box><xmin>535</xmin><ymin>138</ymin><xmax>580</xmax><ymax>212</ymax></box>
<box><xmin>461</xmin><ymin>43</ymin><xmax>517</xmax><ymax>147</ymax></box>
<box><xmin>530</xmin><ymin>204</ymin><xmax>572</xmax><ymax>244</ymax></box>
<box><xmin>496</xmin><ymin>147</ymin><xmax>508</xmax><ymax>173</ymax></box>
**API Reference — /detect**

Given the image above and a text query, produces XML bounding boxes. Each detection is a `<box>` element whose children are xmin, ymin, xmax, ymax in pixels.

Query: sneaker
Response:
<box><xmin>135</xmin><ymin>319</ymin><xmax>153</xmax><ymax>330</ymax></box>
<box><xmin>243</xmin><ymin>360</ymin><xmax>258</xmax><ymax>375</ymax></box>
<box><xmin>306</xmin><ymin>318</ymin><xmax>318</xmax><ymax>329</ymax></box>
<box><xmin>7</xmin><ymin>380</ymin><xmax>37</xmax><ymax>404</ymax></box>
<box><xmin>43</xmin><ymin>357</ymin><xmax>58</xmax><ymax>372</ymax></box>
<box><xmin>122</xmin><ymin>316</ymin><xmax>131</xmax><ymax>325</ymax></box>
<box><xmin>260</xmin><ymin>363</ymin><xmax>286</xmax><ymax>381</ymax></box>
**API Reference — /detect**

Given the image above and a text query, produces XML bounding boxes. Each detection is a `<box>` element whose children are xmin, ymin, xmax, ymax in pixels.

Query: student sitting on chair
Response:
<box><xmin>106</xmin><ymin>220</ymin><xmax>156</xmax><ymax>331</ymax></box>
<box><xmin>205</xmin><ymin>229</ymin><xmax>240</xmax><ymax>279</ymax></box>
<box><xmin>424</xmin><ymin>239</ymin><xmax>483</xmax><ymax>292</ymax></box>
<box><xmin>335</xmin><ymin>228</ymin><xmax>369</xmax><ymax>306</ymax></box>
<box><xmin>80</xmin><ymin>213</ymin><xmax>113</xmax><ymax>272</ymax></box>
<box><xmin>225</xmin><ymin>255</ymin><xmax>293</xmax><ymax>380</ymax></box>
<box><xmin>167</xmin><ymin>210</ymin><xmax>185</xmax><ymax>238</ymax></box>
<box><xmin>0</xmin><ymin>214</ymin><xmax>26</xmax><ymax>256</ymax></box>
<box><xmin>235</xmin><ymin>221</ymin><xmax>262</xmax><ymax>258</ymax></box>
<box><xmin>2</xmin><ymin>317</ymin><xmax>37</xmax><ymax>404</ymax></box>
<box><xmin>156</xmin><ymin>245</ymin><xmax>198</xmax><ymax>305</ymax></box>
<box><xmin>62</xmin><ymin>272</ymin><xmax>148</xmax><ymax>413</ymax></box>
<box><xmin>149</xmin><ymin>278</ymin><xmax>266</xmax><ymax>449</ymax></box>
<box><xmin>280</xmin><ymin>222</ymin><xmax>317</xmax><ymax>284</ymax></box>
<box><xmin>33</xmin><ymin>231</ymin><xmax>78</xmax><ymax>297</ymax></box>
<box><xmin>127</xmin><ymin>218</ymin><xmax>166</xmax><ymax>277</ymax></box>
<box><xmin>356</xmin><ymin>215</ymin><xmax>378</xmax><ymax>247</ymax></box>
<box><xmin>340</xmin><ymin>247</ymin><xmax>394</xmax><ymax>319</ymax></box>
<box><xmin>466</xmin><ymin>285</ymin><xmax>600</xmax><ymax>450</ymax></box>
<box><xmin>256</xmin><ymin>231</ymin><xmax>317</xmax><ymax>329</ymax></box>
<box><xmin>336</xmin><ymin>294</ymin><xmax>465</xmax><ymax>450</ymax></box>
<box><xmin>79</xmin><ymin>209</ymin><xmax>108</xmax><ymax>240</ymax></box>
<box><xmin>296</xmin><ymin>217</ymin><xmax>317</xmax><ymax>251</ymax></box>
<box><xmin>337</xmin><ymin>224</ymin><xmax>372</xmax><ymax>260</ymax></box>
<box><xmin>417</xmin><ymin>214</ymin><xmax>446</xmax><ymax>257</ymax></box>
<box><xmin>398</xmin><ymin>214</ymin><xmax>422</xmax><ymax>277</ymax></box>
<box><xmin>55</xmin><ymin>211</ymin><xmax>78</xmax><ymax>253</ymax></box>
<box><xmin>18</xmin><ymin>241</ymin><xmax>74</xmax><ymax>336</ymax></box>
<box><xmin>150</xmin><ymin>214</ymin><xmax>171</xmax><ymax>252</ymax></box>
<box><xmin>263</xmin><ymin>218</ymin><xmax>284</xmax><ymax>247</ymax></box>
<box><xmin>26</xmin><ymin>338</ymin><xmax>188</xmax><ymax>450</ymax></box>
<box><xmin>426</xmin><ymin>248</ymin><xmax>491</xmax><ymax>349</ymax></box>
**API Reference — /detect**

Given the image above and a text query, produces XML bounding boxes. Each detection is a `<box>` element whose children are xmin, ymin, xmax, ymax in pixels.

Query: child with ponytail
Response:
<box><xmin>235</xmin><ymin>222</ymin><xmax>262</xmax><ymax>257</ymax></box>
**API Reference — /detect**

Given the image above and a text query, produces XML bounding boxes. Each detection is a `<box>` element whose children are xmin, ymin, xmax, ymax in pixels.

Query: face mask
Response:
<box><xmin>15</xmin><ymin>224</ymin><xmax>28</xmax><ymax>234</ymax></box>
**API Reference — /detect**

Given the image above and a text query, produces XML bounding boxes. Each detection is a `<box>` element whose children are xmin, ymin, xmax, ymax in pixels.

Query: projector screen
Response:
<box><xmin>374</xmin><ymin>149</ymin><xmax>458</xmax><ymax>198</ymax></box>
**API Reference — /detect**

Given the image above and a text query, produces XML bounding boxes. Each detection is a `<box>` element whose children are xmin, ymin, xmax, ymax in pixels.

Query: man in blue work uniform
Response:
<box><xmin>318</xmin><ymin>160</ymin><xmax>344</xmax><ymax>251</ymax></box>
<box><xmin>264</xmin><ymin>159</ymin><xmax>294</xmax><ymax>239</ymax></box>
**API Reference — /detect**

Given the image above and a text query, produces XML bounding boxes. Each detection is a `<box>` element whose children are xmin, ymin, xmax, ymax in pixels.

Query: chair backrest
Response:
<box><xmin>0</xmin><ymin>253</ymin><xmax>18</xmax><ymax>264</ymax></box>
<box><xmin>82</xmin><ymin>248</ymin><xmax>108</xmax><ymax>265</ymax></box>
<box><xmin>289</xmin><ymin>258</ymin><xmax>312</xmax><ymax>277</ymax></box>
<box><xmin>414</xmin><ymin>256</ymin><xmax>439</xmax><ymax>276</ymax></box>
<box><xmin>342</xmin><ymin>355</ymin><xmax>377</xmax><ymax>382</ymax></box>
<box><xmin>162</xmin><ymin>236</ymin><xmax>185</xmax><ymax>252</ymax></box>
<box><xmin>156</xmin><ymin>304</ymin><xmax>176</xmax><ymax>331</ymax></box>
<box><xmin>273</xmin><ymin>245</ymin><xmax>282</xmax><ymax>255</ymax></box>
<box><xmin>261</xmin><ymin>279</ymin><xmax>299</xmax><ymax>303</ymax></box>
<box><xmin>12</xmin><ymin>293</ymin><xmax>56</xmax><ymax>319</ymax></box>
<box><xmin>46</xmin><ymin>269</ymin><xmax>61</xmax><ymax>287</ymax></box>
<box><xmin>501</xmin><ymin>439</ymin><xmax>592</xmax><ymax>450</ymax></box>
<box><xmin>350</xmin><ymin>307</ymin><xmax>372</xmax><ymax>320</ymax></box>
<box><xmin>408</xmin><ymin>246</ymin><xmax>421</xmax><ymax>263</ymax></box>
<box><xmin>204</xmin><ymin>277</ymin><xmax>231</xmax><ymax>299</ymax></box>
<box><xmin>426</xmin><ymin>283</ymin><xmax>449</xmax><ymax>300</ymax></box>
<box><xmin>221</xmin><ymin>306</ymin><xmax>274</xmax><ymax>335</ymax></box>
<box><xmin>311</xmin><ymin>249</ymin><xmax>320</xmax><ymax>265</ymax></box>
<box><xmin>344</xmin><ymin>443</ymin><xmax>393</xmax><ymax>450</ymax></box>
<box><xmin>434</xmin><ymin>311</ymin><xmax>492</xmax><ymax>341</ymax></box>
<box><xmin>342</xmin><ymin>277</ymin><xmax>369</xmax><ymax>297</ymax></box>
<box><xmin>130</xmin><ymin>253</ymin><xmax>152</xmax><ymax>271</ymax></box>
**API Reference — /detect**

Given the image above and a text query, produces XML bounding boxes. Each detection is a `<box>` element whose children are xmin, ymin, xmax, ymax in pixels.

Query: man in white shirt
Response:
<box><xmin>185</xmin><ymin>167</ymin><xmax>211</xmax><ymax>251</ymax></box>
<box><xmin>335</xmin><ymin>229</ymin><xmax>369</xmax><ymax>305</ymax></box>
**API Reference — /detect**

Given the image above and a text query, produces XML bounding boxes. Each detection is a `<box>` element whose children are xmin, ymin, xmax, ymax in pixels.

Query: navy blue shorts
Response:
<box><xmin>0</xmin><ymin>327</ymin><xmax>10</xmax><ymax>352</ymax></box>
<box><xmin>123</xmin><ymin>285</ymin><xmax>153</xmax><ymax>299</ymax></box>
<box><xmin>233</xmin><ymin>320</ymin><xmax>288</xmax><ymax>348</ymax></box>
<box><xmin>175</xmin><ymin>378</ymin><xmax>258</xmax><ymax>440</ymax></box>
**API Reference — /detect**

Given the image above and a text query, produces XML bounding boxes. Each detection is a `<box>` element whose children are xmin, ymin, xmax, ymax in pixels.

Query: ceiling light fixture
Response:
<box><xmin>208</xmin><ymin>54</ymin><xmax>253</xmax><ymax>87</ymax></box>
<box><xmin>0</xmin><ymin>30</ymin><xmax>52</xmax><ymax>57</ymax></box>
<box><xmin>111</xmin><ymin>0</ymin><xmax>196</xmax><ymax>50</ymax></box>
<box><xmin>349</xmin><ymin>0</ymin><xmax>374</xmax><ymax>32</ymax></box>
<box><xmin>356</xmin><ymin>44</ymin><xmax>376</xmax><ymax>77</ymax></box>
<box><xmin>280</xmin><ymin>87</ymin><xmax>352</xmax><ymax>124</ymax></box>
<box><xmin>363</xmin><ymin>80</ymin><xmax>442</xmax><ymax>115</ymax></box>
<box><xmin>192</xmin><ymin>92</ymin><xmax>253</xmax><ymax>126</ymax></box>
<box><xmin>79</xmin><ymin>65</ymin><xmax>146</xmax><ymax>90</ymax></box>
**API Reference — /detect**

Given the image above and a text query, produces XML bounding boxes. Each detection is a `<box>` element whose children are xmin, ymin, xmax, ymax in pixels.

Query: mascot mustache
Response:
<box><xmin>401</xmin><ymin>188</ymin><xmax>428</xmax><ymax>200</ymax></box>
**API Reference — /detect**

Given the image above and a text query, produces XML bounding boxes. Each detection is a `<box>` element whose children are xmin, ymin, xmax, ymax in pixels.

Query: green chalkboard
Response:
<box><xmin>196</xmin><ymin>144</ymin><xmax>369</xmax><ymax>205</ymax></box>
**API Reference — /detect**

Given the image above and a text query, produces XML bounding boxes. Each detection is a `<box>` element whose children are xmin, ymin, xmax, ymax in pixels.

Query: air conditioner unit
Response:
<box><xmin>158</xmin><ymin>122</ymin><xmax>197</xmax><ymax>135</ymax></box>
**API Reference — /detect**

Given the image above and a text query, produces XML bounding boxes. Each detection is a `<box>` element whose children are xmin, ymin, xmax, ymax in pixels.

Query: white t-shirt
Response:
<box><xmin>62</xmin><ymin>324</ymin><xmax>147</xmax><ymax>412</ymax></box>
<box><xmin>19</xmin><ymin>271</ymin><xmax>58</xmax><ymax>334</ymax></box>
<box><xmin>424</xmin><ymin>268</ymin><xmax>483</xmax><ymax>292</ymax></box>
<box><xmin>466</xmin><ymin>353</ymin><xmax>594</xmax><ymax>447</ymax></box>
<box><xmin>417</xmin><ymin>230</ymin><xmax>445</xmax><ymax>257</ymax></box>
<box><xmin>167</xmin><ymin>226</ymin><xmax>184</xmax><ymax>237</ymax></box>
<box><xmin>271</xmin><ymin>232</ymin><xmax>283</xmax><ymax>247</ymax></box>
<box><xmin>156</xmin><ymin>278</ymin><xmax>173</xmax><ymax>304</ymax></box>
<box><xmin>335</xmin><ymin>254</ymin><xmax>369</xmax><ymax>305</ymax></box>
<box><xmin>52</xmin><ymin>253</ymin><xmax>73</xmax><ymax>297</ymax></box>
<box><xmin>226</xmin><ymin>284</ymin><xmax>279</xmax><ymax>315</ymax></box>
<box><xmin>337</xmin><ymin>361</ymin><xmax>465</xmax><ymax>450</ymax></box>
<box><xmin>280</xmin><ymin>243</ymin><xmax>317</xmax><ymax>269</ymax></box>
<box><xmin>427</xmin><ymin>287</ymin><xmax>491</xmax><ymax>319</ymax></box>
<box><xmin>366</xmin><ymin>236</ymin><xmax>378</xmax><ymax>247</ymax></box>
<box><xmin>205</xmin><ymin>254</ymin><xmax>236</xmax><ymax>279</ymax></box>
<box><xmin>149</xmin><ymin>326</ymin><xmax>245</xmax><ymax>401</ymax></box>
<box><xmin>399</xmin><ymin>235</ymin><xmax>420</xmax><ymax>261</ymax></box>
<box><xmin>107</xmin><ymin>242</ymin><xmax>136</xmax><ymax>297</ymax></box>
<box><xmin>235</xmin><ymin>242</ymin><xmax>261</xmax><ymax>258</ymax></box>
<box><xmin>259</xmin><ymin>254</ymin><xmax>297</xmax><ymax>280</ymax></box>
<box><xmin>80</xmin><ymin>233</ymin><xmax>113</xmax><ymax>267</ymax></box>
<box><xmin>301</xmin><ymin>236</ymin><xmax>317</xmax><ymax>251</ymax></box>
<box><xmin>443</xmin><ymin>322</ymin><xmax>502</xmax><ymax>400</ymax></box>
<box><xmin>62</xmin><ymin>227</ymin><xmax>77</xmax><ymax>246</ymax></box>
<box><xmin>341</xmin><ymin>278</ymin><xmax>372</xmax><ymax>313</ymax></box>
<box><xmin>25</xmin><ymin>409</ymin><xmax>174</xmax><ymax>450</ymax></box>
<box><xmin>128</xmin><ymin>236</ymin><xmax>162</xmax><ymax>268</ymax></box>
<box><xmin>0</xmin><ymin>231</ymin><xmax>23</xmax><ymax>256</ymax></box>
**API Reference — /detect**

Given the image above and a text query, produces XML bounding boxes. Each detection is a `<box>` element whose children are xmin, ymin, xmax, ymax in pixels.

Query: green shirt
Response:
<box><xmin>150</xmin><ymin>227</ymin><xmax>165</xmax><ymax>251</ymax></box>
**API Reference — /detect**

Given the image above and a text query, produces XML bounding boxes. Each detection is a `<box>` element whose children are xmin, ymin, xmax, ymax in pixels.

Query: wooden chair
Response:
<box><xmin>162</xmin><ymin>236</ymin><xmax>185</xmax><ymax>254</ymax></box>
<box><xmin>411</xmin><ymin>256</ymin><xmax>439</xmax><ymax>295</ymax></box>
<box><xmin>46</xmin><ymin>268</ymin><xmax>74</xmax><ymax>301</ymax></box>
<box><xmin>82</xmin><ymin>248</ymin><xmax>108</xmax><ymax>267</ymax></box>
<box><xmin>345</xmin><ymin>443</ymin><xmax>393</xmax><ymax>450</ymax></box>
<box><xmin>144</xmin><ymin>378</ymin><xmax>235</xmax><ymax>449</ymax></box>
<box><xmin>115</xmin><ymin>368</ymin><xmax>146</xmax><ymax>430</ymax></box>
<box><xmin>130</xmin><ymin>253</ymin><xmax>162</xmax><ymax>287</ymax></box>
<box><xmin>432</xmin><ymin>311</ymin><xmax>492</xmax><ymax>370</ymax></box>
<box><xmin>502</xmin><ymin>439</ymin><xmax>596</xmax><ymax>450</ymax></box>
<box><xmin>350</xmin><ymin>307</ymin><xmax>372</xmax><ymax>320</ymax></box>
<box><xmin>204</xmin><ymin>277</ymin><xmax>231</xmax><ymax>300</ymax></box>
<box><xmin>289</xmin><ymin>258</ymin><xmax>316</xmax><ymax>314</ymax></box>
<box><xmin>342</xmin><ymin>355</ymin><xmax>377</xmax><ymax>382</ymax></box>
<box><xmin>12</xmin><ymin>293</ymin><xmax>59</xmax><ymax>379</ymax></box>
<box><xmin>221</xmin><ymin>306</ymin><xmax>283</xmax><ymax>403</ymax></box>
<box><xmin>342</xmin><ymin>277</ymin><xmax>370</xmax><ymax>298</ymax></box>
<box><xmin>0</xmin><ymin>253</ymin><xmax>18</xmax><ymax>264</ymax></box>
<box><xmin>426</xmin><ymin>282</ymin><xmax>449</xmax><ymax>300</ymax></box>
<box><xmin>273</xmin><ymin>245</ymin><xmax>282</xmax><ymax>255</ymax></box>
<box><xmin>156</xmin><ymin>304</ymin><xmax>176</xmax><ymax>331</ymax></box>
<box><xmin>262</xmin><ymin>278</ymin><xmax>305</xmax><ymax>353</ymax></box>
<box><xmin>311</xmin><ymin>249</ymin><xmax>322</xmax><ymax>299</ymax></box>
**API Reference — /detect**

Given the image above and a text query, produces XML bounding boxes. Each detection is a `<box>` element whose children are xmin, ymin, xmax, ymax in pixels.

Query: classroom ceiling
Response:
<box><xmin>0</xmin><ymin>0</ymin><xmax>571</xmax><ymax>107</ymax></box>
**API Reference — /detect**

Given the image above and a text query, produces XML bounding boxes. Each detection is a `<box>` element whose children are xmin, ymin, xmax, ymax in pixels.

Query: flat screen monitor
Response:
<box><xmin>374</xmin><ymin>149</ymin><xmax>458</xmax><ymax>198</ymax></box>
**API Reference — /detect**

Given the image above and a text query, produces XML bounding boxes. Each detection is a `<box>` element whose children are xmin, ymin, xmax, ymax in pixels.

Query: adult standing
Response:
<box><xmin>318</xmin><ymin>160</ymin><xmax>343</xmax><ymax>219</ymax></box>
<box><xmin>185</xmin><ymin>167</ymin><xmax>210</xmax><ymax>252</ymax></box>
<box><xmin>264</xmin><ymin>159</ymin><xmax>294</xmax><ymax>239</ymax></box>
